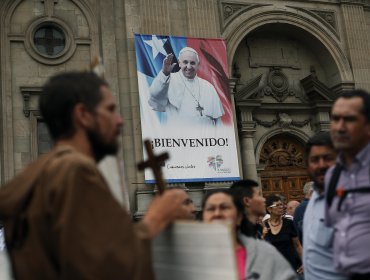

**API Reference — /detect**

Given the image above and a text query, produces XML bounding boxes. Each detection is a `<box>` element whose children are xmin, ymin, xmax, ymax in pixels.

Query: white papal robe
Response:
<box><xmin>149</xmin><ymin>71</ymin><xmax>224</xmax><ymax>126</ymax></box>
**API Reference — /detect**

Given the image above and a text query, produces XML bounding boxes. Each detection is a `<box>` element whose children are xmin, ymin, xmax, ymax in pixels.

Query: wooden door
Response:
<box><xmin>259</xmin><ymin>135</ymin><xmax>309</xmax><ymax>201</ymax></box>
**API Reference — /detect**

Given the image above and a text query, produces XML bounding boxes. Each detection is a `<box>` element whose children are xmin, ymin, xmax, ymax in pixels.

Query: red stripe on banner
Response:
<box><xmin>187</xmin><ymin>38</ymin><xmax>232</xmax><ymax>125</ymax></box>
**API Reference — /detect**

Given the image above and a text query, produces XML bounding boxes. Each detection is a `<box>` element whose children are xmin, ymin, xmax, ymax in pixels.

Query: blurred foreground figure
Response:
<box><xmin>0</xmin><ymin>72</ymin><xmax>189</xmax><ymax>280</ymax></box>
<box><xmin>302</xmin><ymin>132</ymin><xmax>347</xmax><ymax>280</ymax></box>
<box><xmin>326</xmin><ymin>90</ymin><xmax>370</xmax><ymax>280</ymax></box>
<box><xmin>202</xmin><ymin>189</ymin><xmax>298</xmax><ymax>280</ymax></box>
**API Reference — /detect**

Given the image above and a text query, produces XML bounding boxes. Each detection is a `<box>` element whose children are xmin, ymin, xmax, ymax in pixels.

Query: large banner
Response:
<box><xmin>135</xmin><ymin>34</ymin><xmax>240</xmax><ymax>183</ymax></box>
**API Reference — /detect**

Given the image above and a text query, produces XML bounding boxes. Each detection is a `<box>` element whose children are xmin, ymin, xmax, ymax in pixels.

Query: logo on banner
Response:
<box><xmin>207</xmin><ymin>155</ymin><xmax>231</xmax><ymax>174</ymax></box>
<box><xmin>207</xmin><ymin>155</ymin><xmax>223</xmax><ymax>170</ymax></box>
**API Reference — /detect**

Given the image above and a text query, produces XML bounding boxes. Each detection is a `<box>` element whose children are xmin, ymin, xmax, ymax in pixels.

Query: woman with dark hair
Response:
<box><xmin>263</xmin><ymin>194</ymin><xmax>303</xmax><ymax>275</ymax></box>
<box><xmin>201</xmin><ymin>189</ymin><xmax>298</xmax><ymax>280</ymax></box>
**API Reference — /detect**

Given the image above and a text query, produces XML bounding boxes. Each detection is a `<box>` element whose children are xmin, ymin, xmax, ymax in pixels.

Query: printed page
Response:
<box><xmin>0</xmin><ymin>228</ymin><xmax>12</xmax><ymax>280</ymax></box>
<box><xmin>153</xmin><ymin>221</ymin><xmax>238</xmax><ymax>280</ymax></box>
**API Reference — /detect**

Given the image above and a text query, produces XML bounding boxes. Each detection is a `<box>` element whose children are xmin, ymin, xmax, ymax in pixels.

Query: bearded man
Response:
<box><xmin>0</xmin><ymin>72</ymin><xmax>189</xmax><ymax>279</ymax></box>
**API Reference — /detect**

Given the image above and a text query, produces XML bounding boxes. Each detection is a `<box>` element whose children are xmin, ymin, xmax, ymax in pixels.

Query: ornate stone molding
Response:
<box><xmin>287</xmin><ymin>6</ymin><xmax>339</xmax><ymax>39</ymax></box>
<box><xmin>311</xmin><ymin>10</ymin><xmax>337</xmax><ymax>30</ymax></box>
<box><xmin>340</xmin><ymin>0</ymin><xmax>366</xmax><ymax>5</ymax></box>
<box><xmin>236</xmin><ymin>68</ymin><xmax>308</xmax><ymax>104</ymax></box>
<box><xmin>40</xmin><ymin>0</ymin><xmax>59</xmax><ymax>17</ymax></box>
<box><xmin>239</xmin><ymin>120</ymin><xmax>256</xmax><ymax>130</ymax></box>
<box><xmin>222</xmin><ymin>2</ymin><xmax>248</xmax><ymax>21</ymax></box>
<box><xmin>364</xmin><ymin>1</ymin><xmax>370</xmax><ymax>9</ymax></box>
<box><xmin>331</xmin><ymin>82</ymin><xmax>355</xmax><ymax>94</ymax></box>
<box><xmin>300</xmin><ymin>73</ymin><xmax>337</xmax><ymax>102</ymax></box>
<box><xmin>239</xmin><ymin>121</ymin><xmax>256</xmax><ymax>138</ymax></box>
<box><xmin>218</xmin><ymin>1</ymin><xmax>271</xmax><ymax>32</ymax></box>
<box><xmin>255</xmin><ymin>68</ymin><xmax>294</xmax><ymax>102</ymax></box>
<box><xmin>259</xmin><ymin>137</ymin><xmax>305</xmax><ymax>169</ymax></box>
<box><xmin>229</xmin><ymin>77</ymin><xmax>238</xmax><ymax>95</ymax></box>
<box><xmin>20</xmin><ymin>87</ymin><xmax>42</xmax><ymax>117</ymax></box>
<box><xmin>290</xmin><ymin>118</ymin><xmax>311</xmax><ymax>128</ymax></box>
<box><xmin>253</xmin><ymin>116</ymin><xmax>278</xmax><ymax>128</ymax></box>
<box><xmin>225</xmin><ymin>4</ymin><xmax>354</xmax><ymax>87</ymax></box>
<box><xmin>253</xmin><ymin>113</ymin><xmax>311</xmax><ymax>128</ymax></box>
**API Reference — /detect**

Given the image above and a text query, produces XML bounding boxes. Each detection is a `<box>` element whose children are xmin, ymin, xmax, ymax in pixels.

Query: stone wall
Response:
<box><xmin>1</xmin><ymin>0</ymin><xmax>370</xmax><ymax>214</ymax></box>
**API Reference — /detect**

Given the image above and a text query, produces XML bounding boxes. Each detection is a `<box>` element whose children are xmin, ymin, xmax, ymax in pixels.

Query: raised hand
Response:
<box><xmin>162</xmin><ymin>53</ymin><xmax>176</xmax><ymax>76</ymax></box>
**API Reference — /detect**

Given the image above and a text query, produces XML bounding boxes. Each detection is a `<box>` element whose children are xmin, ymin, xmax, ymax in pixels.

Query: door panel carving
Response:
<box><xmin>260</xmin><ymin>136</ymin><xmax>309</xmax><ymax>202</ymax></box>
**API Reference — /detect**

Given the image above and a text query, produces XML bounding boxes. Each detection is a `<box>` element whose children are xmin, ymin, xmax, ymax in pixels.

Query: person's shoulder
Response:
<box><xmin>0</xmin><ymin>147</ymin><xmax>92</xmax><ymax>191</ymax></box>
<box><xmin>326</xmin><ymin>164</ymin><xmax>336</xmax><ymax>176</ymax></box>
<box><xmin>45</xmin><ymin>146</ymin><xmax>97</xmax><ymax>175</ymax></box>
<box><xmin>54</xmin><ymin>146</ymin><xmax>93</xmax><ymax>162</ymax></box>
<box><xmin>170</xmin><ymin>71</ymin><xmax>181</xmax><ymax>80</ymax></box>
<box><xmin>294</xmin><ymin>203</ymin><xmax>304</xmax><ymax>213</ymax></box>
<box><xmin>294</xmin><ymin>202</ymin><xmax>307</xmax><ymax>216</ymax></box>
<box><xmin>252</xmin><ymin>237</ymin><xmax>276</xmax><ymax>250</ymax></box>
<box><xmin>244</xmin><ymin>236</ymin><xmax>299</xmax><ymax>280</ymax></box>
<box><xmin>283</xmin><ymin>217</ymin><xmax>295</xmax><ymax>227</ymax></box>
<box><xmin>241</xmin><ymin>234</ymin><xmax>272</xmax><ymax>250</ymax></box>
<box><xmin>197</xmin><ymin>76</ymin><xmax>216</xmax><ymax>89</ymax></box>
<box><xmin>283</xmin><ymin>215</ymin><xmax>294</xmax><ymax>221</ymax></box>
<box><xmin>284</xmin><ymin>217</ymin><xmax>294</xmax><ymax>223</ymax></box>
<box><xmin>324</xmin><ymin>164</ymin><xmax>338</xmax><ymax>190</ymax></box>
<box><xmin>248</xmin><ymin>236</ymin><xmax>287</xmax><ymax>258</ymax></box>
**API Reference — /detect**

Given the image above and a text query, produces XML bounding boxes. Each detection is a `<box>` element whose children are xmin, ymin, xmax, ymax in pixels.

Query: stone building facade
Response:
<box><xmin>1</xmin><ymin>0</ymin><xmax>370</xmax><ymax>216</ymax></box>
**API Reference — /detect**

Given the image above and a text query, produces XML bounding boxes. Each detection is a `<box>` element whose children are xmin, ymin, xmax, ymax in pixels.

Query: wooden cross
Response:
<box><xmin>137</xmin><ymin>139</ymin><xmax>169</xmax><ymax>194</ymax></box>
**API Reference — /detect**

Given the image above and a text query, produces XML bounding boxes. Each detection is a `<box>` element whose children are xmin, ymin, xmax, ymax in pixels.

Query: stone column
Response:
<box><xmin>239</xmin><ymin>106</ymin><xmax>259</xmax><ymax>181</ymax></box>
<box><xmin>314</xmin><ymin>110</ymin><xmax>331</xmax><ymax>132</ymax></box>
<box><xmin>340</xmin><ymin>1</ymin><xmax>370</xmax><ymax>90</ymax></box>
<box><xmin>312</xmin><ymin>102</ymin><xmax>332</xmax><ymax>132</ymax></box>
<box><xmin>228</xmin><ymin>78</ymin><xmax>243</xmax><ymax>179</ymax></box>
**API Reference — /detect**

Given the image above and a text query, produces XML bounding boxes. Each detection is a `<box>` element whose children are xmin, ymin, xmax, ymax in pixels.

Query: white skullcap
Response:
<box><xmin>179</xmin><ymin>47</ymin><xmax>200</xmax><ymax>62</ymax></box>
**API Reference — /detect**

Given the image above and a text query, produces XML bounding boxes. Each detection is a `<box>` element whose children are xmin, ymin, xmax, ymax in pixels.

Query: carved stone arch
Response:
<box><xmin>255</xmin><ymin>128</ymin><xmax>310</xmax><ymax>166</ymax></box>
<box><xmin>1</xmin><ymin>0</ymin><xmax>22</xmax><ymax>24</ymax></box>
<box><xmin>224</xmin><ymin>5</ymin><xmax>354</xmax><ymax>84</ymax></box>
<box><xmin>69</xmin><ymin>0</ymin><xmax>99</xmax><ymax>57</ymax></box>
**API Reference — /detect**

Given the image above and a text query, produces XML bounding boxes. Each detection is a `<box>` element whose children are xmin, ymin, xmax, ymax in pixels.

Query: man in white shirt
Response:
<box><xmin>149</xmin><ymin>47</ymin><xmax>224</xmax><ymax>126</ymax></box>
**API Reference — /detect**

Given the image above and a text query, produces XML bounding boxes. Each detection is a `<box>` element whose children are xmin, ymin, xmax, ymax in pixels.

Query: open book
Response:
<box><xmin>153</xmin><ymin>221</ymin><xmax>238</xmax><ymax>280</ymax></box>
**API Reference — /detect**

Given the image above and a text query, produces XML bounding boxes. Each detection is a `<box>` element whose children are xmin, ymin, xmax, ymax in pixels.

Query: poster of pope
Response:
<box><xmin>135</xmin><ymin>34</ymin><xmax>240</xmax><ymax>183</ymax></box>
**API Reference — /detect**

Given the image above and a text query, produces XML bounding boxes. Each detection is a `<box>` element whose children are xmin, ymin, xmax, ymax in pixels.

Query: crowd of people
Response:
<box><xmin>0</xmin><ymin>70</ymin><xmax>369</xmax><ymax>280</ymax></box>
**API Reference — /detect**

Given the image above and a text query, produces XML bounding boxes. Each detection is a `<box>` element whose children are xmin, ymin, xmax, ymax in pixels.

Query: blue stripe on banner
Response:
<box><xmin>168</xmin><ymin>36</ymin><xmax>187</xmax><ymax>59</ymax></box>
<box><xmin>144</xmin><ymin>177</ymin><xmax>241</xmax><ymax>184</ymax></box>
<box><xmin>134</xmin><ymin>34</ymin><xmax>163</xmax><ymax>77</ymax></box>
<box><xmin>134</xmin><ymin>34</ymin><xmax>187</xmax><ymax>77</ymax></box>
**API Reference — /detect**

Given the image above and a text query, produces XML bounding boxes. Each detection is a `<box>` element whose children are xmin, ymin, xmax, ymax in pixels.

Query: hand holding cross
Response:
<box><xmin>138</xmin><ymin>139</ymin><xmax>193</xmax><ymax>237</ymax></box>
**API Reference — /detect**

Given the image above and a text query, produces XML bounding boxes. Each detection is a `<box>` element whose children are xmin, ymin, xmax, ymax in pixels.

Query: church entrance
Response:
<box><xmin>259</xmin><ymin>135</ymin><xmax>309</xmax><ymax>202</ymax></box>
